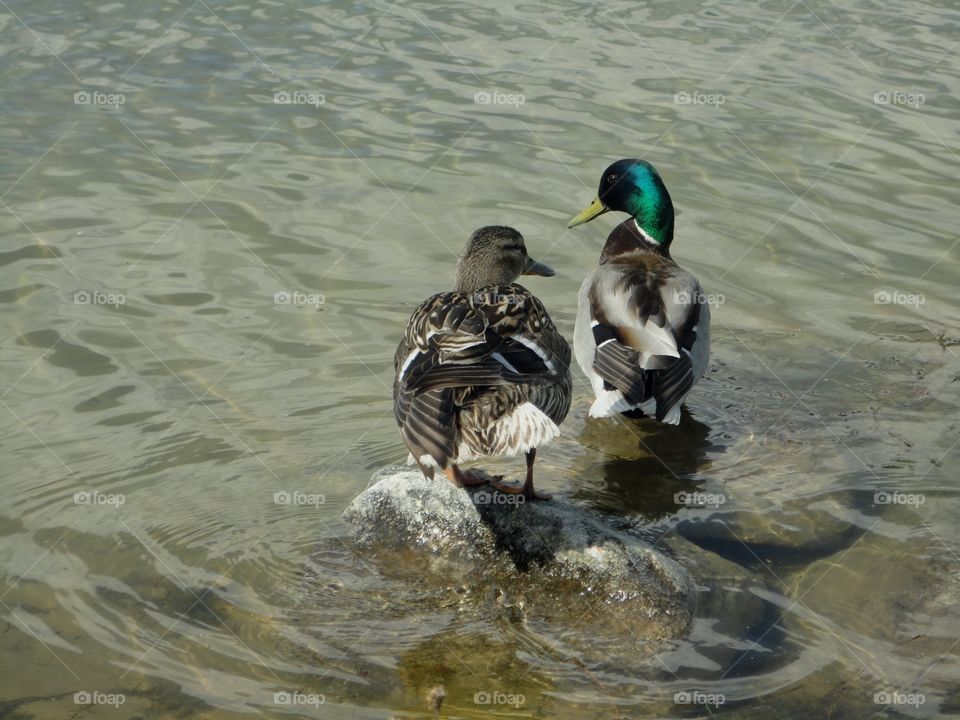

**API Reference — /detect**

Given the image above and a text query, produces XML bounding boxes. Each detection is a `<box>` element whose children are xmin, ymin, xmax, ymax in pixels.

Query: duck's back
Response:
<box><xmin>394</xmin><ymin>284</ymin><xmax>571</xmax><ymax>469</ymax></box>
<box><xmin>574</xmin><ymin>250</ymin><xmax>710</xmax><ymax>423</ymax></box>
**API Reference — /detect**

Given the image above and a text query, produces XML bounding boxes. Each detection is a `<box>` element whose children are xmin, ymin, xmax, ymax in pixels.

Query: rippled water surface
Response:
<box><xmin>2</xmin><ymin>0</ymin><xmax>958</xmax><ymax>717</ymax></box>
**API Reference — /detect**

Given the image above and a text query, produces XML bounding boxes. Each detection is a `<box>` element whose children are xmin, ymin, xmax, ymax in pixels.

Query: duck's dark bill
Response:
<box><xmin>568</xmin><ymin>196</ymin><xmax>609</xmax><ymax>228</ymax></box>
<box><xmin>523</xmin><ymin>257</ymin><xmax>555</xmax><ymax>277</ymax></box>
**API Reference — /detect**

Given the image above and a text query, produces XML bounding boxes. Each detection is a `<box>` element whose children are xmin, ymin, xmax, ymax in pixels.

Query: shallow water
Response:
<box><xmin>1</xmin><ymin>0</ymin><xmax>958</xmax><ymax>717</ymax></box>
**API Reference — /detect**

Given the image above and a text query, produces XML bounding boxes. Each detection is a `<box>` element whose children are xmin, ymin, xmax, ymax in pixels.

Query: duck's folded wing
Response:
<box><xmin>588</xmin><ymin>265</ymin><xmax>702</xmax><ymax>421</ymax></box>
<box><xmin>393</xmin><ymin>385</ymin><xmax>457</xmax><ymax>473</ymax></box>
<box><xmin>398</xmin><ymin>289</ymin><xmax>565</xmax><ymax>393</ymax></box>
<box><xmin>393</xmin><ymin>289</ymin><xmax>565</xmax><ymax>468</ymax></box>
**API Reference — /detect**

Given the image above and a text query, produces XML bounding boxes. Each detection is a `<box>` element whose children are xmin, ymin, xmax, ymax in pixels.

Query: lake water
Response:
<box><xmin>1</xmin><ymin>0</ymin><xmax>958</xmax><ymax>717</ymax></box>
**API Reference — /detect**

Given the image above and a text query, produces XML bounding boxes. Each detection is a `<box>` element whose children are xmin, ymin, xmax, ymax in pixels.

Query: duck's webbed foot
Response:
<box><xmin>445</xmin><ymin>465</ymin><xmax>524</xmax><ymax>494</ymax></box>
<box><xmin>522</xmin><ymin>485</ymin><xmax>552</xmax><ymax>501</ymax></box>
<box><xmin>445</xmin><ymin>464</ymin><xmax>490</xmax><ymax>487</ymax></box>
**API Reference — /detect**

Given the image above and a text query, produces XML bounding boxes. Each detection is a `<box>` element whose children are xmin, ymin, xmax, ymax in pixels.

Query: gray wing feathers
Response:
<box><xmin>586</xmin><ymin>259</ymin><xmax>706</xmax><ymax>420</ymax></box>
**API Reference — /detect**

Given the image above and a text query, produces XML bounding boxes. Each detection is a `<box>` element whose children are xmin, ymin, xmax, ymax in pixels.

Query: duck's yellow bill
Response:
<box><xmin>567</xmin><ymin>197</ymin><xmax>609</xmax><ymax>228</ymax></box>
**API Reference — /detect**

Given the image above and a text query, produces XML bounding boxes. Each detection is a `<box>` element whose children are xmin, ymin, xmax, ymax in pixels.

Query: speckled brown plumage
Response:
<box><xmin>394</xmin><ymin>282</ymin><xmax>571</xmax><ymax>473</ymax></box>
<box><xmin>393</xmin><ymin>225</ymin><xmax>570</xmax><ymax>500</ymax></box>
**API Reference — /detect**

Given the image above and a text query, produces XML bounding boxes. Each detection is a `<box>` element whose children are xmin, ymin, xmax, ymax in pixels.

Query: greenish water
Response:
<box><xmin>1</xmin><ymin>0</ymin><xmax>958</xmax><ymax>718</ymax></box>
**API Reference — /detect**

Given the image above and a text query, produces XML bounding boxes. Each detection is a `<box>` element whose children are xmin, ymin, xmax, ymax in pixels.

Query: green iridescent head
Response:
<box><xmin>568</xmin><ymin>159</ymin><xmax>675</xmax><ymax>246</ymax></box>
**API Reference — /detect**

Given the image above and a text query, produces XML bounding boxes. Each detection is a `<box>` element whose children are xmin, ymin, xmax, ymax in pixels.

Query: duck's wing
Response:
<box><xmin>393</xmin><ymin>286</ymin><xmax>568</xmax><ymax>469</ymax></box>
<box><xmin>585</xmin><ymin>258</ymin><xmax>704</xmax><ymax>422</ymax></box>
<box><xmin>399</xmin><ymin>286</ymin><xmax>567</xmax><ymax>391</ymax></box>
<box><xmin>478</xmin><ymin>284</ymin><xmax>572</xmax><ymax>427</ymax></box>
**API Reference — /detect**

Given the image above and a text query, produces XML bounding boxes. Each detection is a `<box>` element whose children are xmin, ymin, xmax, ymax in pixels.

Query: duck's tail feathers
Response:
<box><xmin>588</xmin><ymin>388</ymin><xmax>634</xmax><ymax>417</ymax></box>
<box><xmin>588</xmin><ymin>393</ymin><xmax>682</xmax><ymax>424</ymax></box>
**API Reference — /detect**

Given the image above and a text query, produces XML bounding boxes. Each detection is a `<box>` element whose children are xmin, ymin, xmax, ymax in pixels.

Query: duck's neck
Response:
<box><xmin>622</xmin><ymin>168</ymin><xmax>674</xmax><ymax>247</ymax></box>
<box><xmin>599</xmin><ymin>217</ymin><xmax>673</xmax><ymax>264</ymax></box>
<box><xmin>453</xmin><ymin>265</ymin><xmax>515</xmax><ymax>292</ymax></box>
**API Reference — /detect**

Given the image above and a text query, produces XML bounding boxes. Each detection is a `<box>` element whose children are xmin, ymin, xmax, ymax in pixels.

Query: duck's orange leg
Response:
<box><xmin>522</xmin><ymin>449</ymin><xmax>552</xmax><ymax>501</ymax></box>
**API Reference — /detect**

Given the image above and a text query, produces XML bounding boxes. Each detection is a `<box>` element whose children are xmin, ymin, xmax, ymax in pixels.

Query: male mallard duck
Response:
<box><xmin>568</xmin><ymin>159</ymin><xmax>710</xmax><ymax>424</ymax></box>
<box><xmin>393</xmin><ymin>226</ymin><xmax>572</xmax><ymax>500</ymax></box>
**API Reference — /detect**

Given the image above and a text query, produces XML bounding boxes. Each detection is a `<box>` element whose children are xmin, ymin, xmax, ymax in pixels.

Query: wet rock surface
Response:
<box><xmin>344</xmin><ymin>466</ymin><xmax>696</xmax><ymax>643</ymax></box>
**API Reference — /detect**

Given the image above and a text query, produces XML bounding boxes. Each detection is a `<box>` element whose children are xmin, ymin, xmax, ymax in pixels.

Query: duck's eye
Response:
<box><xmin>606</xmin><ymin>173</ymin><xmax>618</xmax><ymax>183</ymax></box>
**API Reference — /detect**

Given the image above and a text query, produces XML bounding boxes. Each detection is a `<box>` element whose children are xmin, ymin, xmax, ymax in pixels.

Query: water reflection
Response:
<box><xmin>572</xmin><ymin>410</ymin><xmax>720</xmax><ymax>519</ymax></box>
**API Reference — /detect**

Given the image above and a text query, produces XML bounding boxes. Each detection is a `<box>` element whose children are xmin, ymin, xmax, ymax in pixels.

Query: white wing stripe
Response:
<box><xmin>512</xmin><ymin>334</ymin><xmax>558</xmax><ymax>374</ymax></box>
<box><xmin>398</xmin><ymin>349</ymin><xmax>420</xmax><ymax>380</ymax></box>
<box><xmin>491</xmin><ymin>352</ymin><xmax>520</xmax><ymax>374</ymax></box>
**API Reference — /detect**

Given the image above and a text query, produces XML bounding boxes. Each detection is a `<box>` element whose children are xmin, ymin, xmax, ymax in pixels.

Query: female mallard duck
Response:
<box><xmin>393</xmin><ymin>225</ymin><xmax>572</xmax><ymax>500</ymax></box>
<box><xmin>568</xmin><ymin>159</ymin><xmax>710</xmax><ymax>425</ymax></box>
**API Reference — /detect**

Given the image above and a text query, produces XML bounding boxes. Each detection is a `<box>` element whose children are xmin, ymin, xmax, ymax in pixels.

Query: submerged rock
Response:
<box><xmin>676</xmin><ymin>495</ymin><xmax>863</xmax><ymax>572</ymax></box>
<box><xmin>344</xmin><ymin>466</ymin><xmax>695</xmax><ymax>643</ymax></box>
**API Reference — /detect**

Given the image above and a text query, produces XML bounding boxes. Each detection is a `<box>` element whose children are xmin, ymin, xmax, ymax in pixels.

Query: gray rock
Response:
<box><xmin>344</xmin><ymin>466</ymin><xmax>695</xmax><ymax>644</ymax></box>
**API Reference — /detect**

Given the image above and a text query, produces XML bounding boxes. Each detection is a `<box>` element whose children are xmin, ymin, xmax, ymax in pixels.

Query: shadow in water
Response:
<box><xmin>571</xmin><ymin>408</ymin><xmax>723</xmax><ymax>520</ymax></box>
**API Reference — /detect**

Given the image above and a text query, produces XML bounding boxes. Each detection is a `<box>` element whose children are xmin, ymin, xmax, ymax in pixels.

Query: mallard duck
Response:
<box><xmin>568</xmin><ymin>159</ymin><xmax>710</xmax><ymax>424</ymax></box>
<box><xmin>393</xmin><ymin>226</ymin><xmax>572</xmax><ymax>500</ymax></box>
